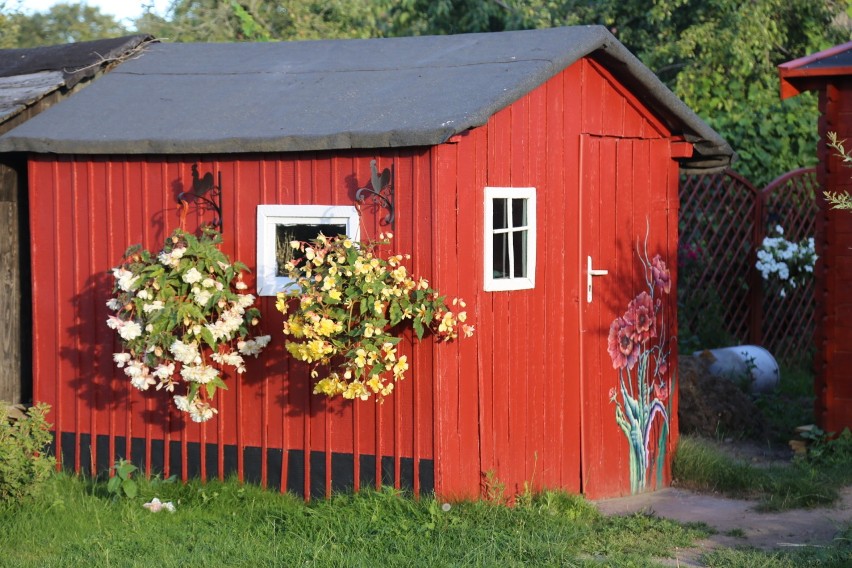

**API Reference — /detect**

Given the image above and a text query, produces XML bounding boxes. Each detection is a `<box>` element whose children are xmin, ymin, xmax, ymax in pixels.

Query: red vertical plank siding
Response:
<box><xmin>29</xmin><ymin>158</ymin><xmax>58</xmax><ymax>465</ymax></box>
<box><xmin>485</xmin><ymin>106</ymin><xmax>512</xmax><ymax>499</ymax></box>
<box><xmin>28</xmin><ymin>152</ymin><xmax>419</xmax><ymax>495</ymax></box>
<box><xmin>507</xmin><ymin>95</ymin><xmax>530</xmax><ymax>500</ymax></box>
<box><xmin>27</xmin><ymin>54</ymin><xmax>689</xmax><ymax>500</ymax></box>
<box><xmin>526</xmin><ymin>84</ymin><xmax>549</xmax><ymax>490</ymax></box>
<box><xmin>560</xmin><ymin>63</ymin><xmax>583</xmax><ymax>493</ymax></box>
<box><xmin>454</xmin><ymin>129</ymin><xmax>485</xmax><ymax>495</ymax></box>
<box><xmin>432</xmin><ymin>140</ymin><xmax>464</xmax><ymax>498</ymax></box>
<box><xmin>411</xmin><ymin>149</ymin><xmax>436</xmax><ymax>492</ymax></box>
<box><xmin>820</xmin><ymin>80</ymin><xmax>852</xmax><ymax>432</ymax></box>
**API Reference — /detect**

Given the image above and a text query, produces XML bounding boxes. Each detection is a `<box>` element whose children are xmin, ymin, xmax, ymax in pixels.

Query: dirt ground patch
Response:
<box><xmin>594</xmin><ymin>485</ymin><xmax>852</xmax><ymax>566</ymax></box>
<box><xmin>678</xmin><ymin>353</ymin><xmax>770</xmax><ymax>439</ymax></box>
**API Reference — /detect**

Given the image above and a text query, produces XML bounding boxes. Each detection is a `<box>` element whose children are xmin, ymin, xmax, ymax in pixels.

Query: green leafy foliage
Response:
<box><xmin>0</xmin><ymin>403</ymin><xmax>55</xmax><ymax>504</ymax></box>
<box><xmin>106</xmin><ymin>458</ymin><xmax>138</xmax><ymax>499</ymax></box>
<box><xmin>135</xmin><ymin>0</ymin><xmax>383</xmax><ymax>42</ymax></box>
<box><xmin>825</xmin><ymin>131</ymin><xmax>852</xmax><ymax>210</ymax></box>
<box><xmin>0</xmin><ymin>1</ymin><xmax>128</xmax><ymax>48</ymax></box>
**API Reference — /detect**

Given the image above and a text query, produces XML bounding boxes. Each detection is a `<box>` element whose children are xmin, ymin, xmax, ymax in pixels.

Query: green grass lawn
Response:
<box><xmin>3</xmin><ymin>452</ymin><xmax>852</xmax><ymax>567</ymax></box>
<box><xmin>1</xmin><ymin>473</ymin><xmax>710</xmax><ymax>568</ymax></box>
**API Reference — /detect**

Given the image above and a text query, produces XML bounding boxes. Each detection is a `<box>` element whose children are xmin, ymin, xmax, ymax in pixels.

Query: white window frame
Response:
<box><xmin>483</xmin><ymin>187</ymin><xmax>536</xmax><ymax>292</ymax></box>
<box><xmin>256</xmin><ymin>204</ymin><xmax>360</xmax><ymax>296</ymax></box>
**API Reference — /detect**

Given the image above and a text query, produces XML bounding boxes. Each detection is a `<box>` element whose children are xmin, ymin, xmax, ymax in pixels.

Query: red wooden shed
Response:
<box><xmin>779</xmin><ymin>42</ymin><xmax>852</xmax><ymax>433</ymax></box>
<box><xmin>0</xmin><ymin>27</ymin><xmax>732</xmax><ymax>500</ymax></box>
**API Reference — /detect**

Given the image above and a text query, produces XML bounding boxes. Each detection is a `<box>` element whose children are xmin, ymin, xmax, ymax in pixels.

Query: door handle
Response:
<box><xmin>587</xmin><ymin>256</ymin><xmax>608</xmax><ymax>303</ymax></box>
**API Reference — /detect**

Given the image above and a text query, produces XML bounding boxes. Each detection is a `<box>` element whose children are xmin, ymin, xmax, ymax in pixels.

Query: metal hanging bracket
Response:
<box><xmin>178</xmin><ymin>164</ymin><xmax>223</xmax><ymax>232</ymax></box>
<box><xmin>355</xmin><ymin>159</ymin><xmax>394</xmax><ymax>228</ymax></box>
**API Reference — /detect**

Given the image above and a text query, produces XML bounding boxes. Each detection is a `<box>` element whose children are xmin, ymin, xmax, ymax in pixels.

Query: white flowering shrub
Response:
<box><xmin>107</xmin><ymin>227</ymin><xmax>270</xmax><ymax>422</ymax></box>
<box><xmin>755</xmin><ymin>225</ymin><xmax>817</xmax><ymax>298</ymax></box>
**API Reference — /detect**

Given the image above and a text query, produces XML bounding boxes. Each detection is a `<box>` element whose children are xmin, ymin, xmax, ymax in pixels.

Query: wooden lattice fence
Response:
<box><xmin>679</xmin><ymin>168</ymin><xmax>819</xmax><ymax>366</ymax></box>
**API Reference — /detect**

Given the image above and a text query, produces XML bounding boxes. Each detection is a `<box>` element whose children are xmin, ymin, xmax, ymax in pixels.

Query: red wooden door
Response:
<box><xmin>579</xmin><ymin>135</ymin><xmax>675</xmax><ymax>498</ymax></box>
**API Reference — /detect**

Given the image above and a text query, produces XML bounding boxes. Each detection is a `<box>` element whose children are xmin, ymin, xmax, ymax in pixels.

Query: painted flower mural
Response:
<box><xmin>607</xmin><ymin>250</ymin><xmax>673</xmax><ymax>494</ymax></box>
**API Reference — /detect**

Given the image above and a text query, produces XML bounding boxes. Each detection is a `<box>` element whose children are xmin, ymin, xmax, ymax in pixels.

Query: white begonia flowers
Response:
<box><xmin>107</xmin><ymin>227</ymin><xmax>269</xmax><ymax>423</ymax></box>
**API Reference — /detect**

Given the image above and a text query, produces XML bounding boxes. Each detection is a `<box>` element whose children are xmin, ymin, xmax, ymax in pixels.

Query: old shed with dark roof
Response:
<box><xmin>0</xmin><ymin>26</ymin><xmax>732</xmax><ymax>500</ymax></box>
<box><xmin>0</xmin><ymin>34</ymin><xmax>150</xmax><ymax>408</ymax></box>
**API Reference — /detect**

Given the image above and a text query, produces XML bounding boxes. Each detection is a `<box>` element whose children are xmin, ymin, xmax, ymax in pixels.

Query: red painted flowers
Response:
<box><xmin>607</xmin><ymin>262</ymin><xmax>669</xmax><ymax>370</ymax></box>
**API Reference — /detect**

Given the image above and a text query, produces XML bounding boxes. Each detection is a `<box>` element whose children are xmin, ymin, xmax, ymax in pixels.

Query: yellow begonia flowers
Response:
<box><xmin>277</xmin><ymin>232</ymin><xmax>472</xmax><ymax>402</ymax></box>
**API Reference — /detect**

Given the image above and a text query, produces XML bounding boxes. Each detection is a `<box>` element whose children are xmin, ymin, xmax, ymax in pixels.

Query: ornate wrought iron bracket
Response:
<box><xmin>178</xmin><ymin>164</ymin><xmax>223</xmax><ymax>232</ymax></box>
<box><xmin>355</xmin><ymin>160</ymin><xmax>394</xmax><ymax>228</ymax></box>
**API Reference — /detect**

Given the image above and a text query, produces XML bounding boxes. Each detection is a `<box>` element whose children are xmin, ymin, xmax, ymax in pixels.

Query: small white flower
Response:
<box><xmin>143</xmin><ymin>301</ymin><xmax>164</xmax><ymax>313</ymax></box>
<box><xmin>106</xmin><ymin>298</ymin><xmax>123</xmax><ymax>311</ymax></box>
<box><xmin>106</xmin><ymin>315</ymin><xmax>124</xmax><ymax>330</ymax></box>
<box><xmin>118</xmin><ymin>321</ymin><xmax>142</xmax><ymax>341</ymax></box>
<box><xmin>180</xmin><ymin>364</ymin><xmax>218</xmax><ymax>384</ymax></box>
<box><xmin>113</xmin><ymin>353</ymin><xmax>132</xmax><ymax>367</ymax></box>
<box><xmin>136</xmin><ymin>289</ymin><xmax>151</xmax><ymax>300</ymax></box>
<box><xmin>202</xmin><ymin>278</ymin><xmax>217</xmax><ymax>289</ymax></box>
<box><xmin>183</xmin><ymin>267</ymin><xmax>203</xmax><ymax>284</ymax></box>
<box><xmin>237</xmin><ymin>335</ymin><xmax>270</xmax><ymax>357</ymax></box>
<box><xmin>193</xmin><ymin>287</ymin><xmax>213</xmax><ymax>306</ymax></box>
<box><xmin>173</xmin><ymin>395</ymin><xmax>191</xmax><ymax>412</ymax></box>
<box><xmin>112</xmin><ymin>268</ymin><xmax>139</xmax><ymax>292</ymax></box>
<box><xmin>169</xmin><ymin>340</ymin><xmax>200</xmax><ymax>365</ymax></box>
<box><xmin>235</xmin><ymin>281</ymin><xmax>248</xmax><ymax>290</ymax></box>
<box><xmin>153</xmin><ymin>362</ymin><xmax>175</xmax><ymax>380</ymax></box>
<box><xmin>211</xmin><ymin>351</ymin><xmax>246</xmax><ymax>372</ymax></box>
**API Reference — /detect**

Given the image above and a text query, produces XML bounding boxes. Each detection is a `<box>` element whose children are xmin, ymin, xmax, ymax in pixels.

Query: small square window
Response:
<box><xmin>484</xmin><ymin>187</ymin><xmax>536</xmax><ymax>291</ymax></box>
<box><xmin>257</xmin><ymin>205</ymin><xmax>359</xmax><ymax>296</ymax></box>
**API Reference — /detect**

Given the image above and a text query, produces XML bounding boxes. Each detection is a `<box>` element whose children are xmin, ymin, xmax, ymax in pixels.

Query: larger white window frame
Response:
<box><xmin>483</xmin><ymin>186</ymin><xmax>537</xmax><ymax>292</ymax></box>
<box><xmin>256</xmin><ymin>204</ymin><xmax>360</xmax><ymax>296</ymax></box>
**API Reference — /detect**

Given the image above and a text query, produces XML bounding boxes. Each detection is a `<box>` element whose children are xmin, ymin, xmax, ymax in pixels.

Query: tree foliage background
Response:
<box><xmin>1</xmin><ymin>0</ymin><xmax>851</xmax><ymax>185</ymax></box>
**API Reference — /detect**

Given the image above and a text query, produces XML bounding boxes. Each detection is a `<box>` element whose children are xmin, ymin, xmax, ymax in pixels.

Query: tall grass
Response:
<box><xmin>673</xmin><ymin>435</ymin><xmax>852</xmax><ymax>511</ymax></box>
<box><xmin>0</xmin><ymin>473</ymin><xmax>709</xmax><ymax>567</ymax></box>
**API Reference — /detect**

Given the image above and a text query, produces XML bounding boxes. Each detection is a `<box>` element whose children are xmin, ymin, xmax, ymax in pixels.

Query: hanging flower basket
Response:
<box><xmin>107</xmin><ymin>227</ymin><xmax>270</xmax><ymax>422</ymax></box>
<box><xmin>277</xmin><ymin>232</ymin><xmax>473</xmax><ymax>401</ymax></box>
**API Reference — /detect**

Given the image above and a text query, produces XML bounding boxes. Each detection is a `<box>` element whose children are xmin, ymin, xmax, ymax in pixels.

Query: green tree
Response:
<box><xmin>7</xmin><ymin>2</ymin><xmax>128</xmax><ymax>47</ymax></box>
<box><xmin>0</xmin><ymin>1</ymin><xmax>23</xmax><ymax>48</ymax></box>
<box><xmin>135</xmin><ymin>0</ymin><xmax>382</xmax><ymax>42</ymax></box>
<box><xmin>380</xmin><ymin>0</ymin><xmax>851</xmax><ymax>186</ymax></box>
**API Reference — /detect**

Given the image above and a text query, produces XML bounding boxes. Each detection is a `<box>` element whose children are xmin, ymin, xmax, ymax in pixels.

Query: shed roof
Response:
<box><xmin>779</xmin><ymin>41</ymin><xmax>852</xmax><ymax>99</ymax></box>
<box><xmin>0</xmin><ymin>26</ymin><xmax>732</xmax><ymax>173</ymax></box>
<box><xmin>0</xmin><ymin>35</ymin><xmax>151</xmax><ymax>129</ymax></box>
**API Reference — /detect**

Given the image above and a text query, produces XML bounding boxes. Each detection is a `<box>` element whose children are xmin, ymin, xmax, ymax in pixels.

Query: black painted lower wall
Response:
<box><xmin>55</xmin><ymin>432</ymin><xmax>434</xmax><ymax>497</ymax></box>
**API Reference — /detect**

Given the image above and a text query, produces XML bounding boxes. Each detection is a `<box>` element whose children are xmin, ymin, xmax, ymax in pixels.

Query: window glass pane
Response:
<box><xmin>512</xmin><ymin>198</ymin><xmax>526</xmax><ymax>227</ymax></box>
<box><xmin>493</xmin><ymin>198</ymin><xmax>508</xmax><ymax>229</ymax></box>
<box><xmin>276</xmin><ymin>223</ymin><xmax>345</xmax><ymax>276</ymax></box>
<box><xmin>493</xmin><ymin>233</ymin><xmax>509</xmax><ymax>279</ymax></box>
<box><xmin>512</xmin><ymin>230</ymin><xmax>527</xmax><ymax>277</ymax></box>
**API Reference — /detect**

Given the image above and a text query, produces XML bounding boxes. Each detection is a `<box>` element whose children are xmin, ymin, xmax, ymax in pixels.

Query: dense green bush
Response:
<box><xmin>0</xmin><ymin>403</ymin><xmax>55</xmax><ymax>503</ymax></box>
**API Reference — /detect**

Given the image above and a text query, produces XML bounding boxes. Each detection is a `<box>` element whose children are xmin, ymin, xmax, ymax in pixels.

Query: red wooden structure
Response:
<box><xmin>0</xmin><ymin>28</ymin><xmax>732</xmax><ymax>500</ymax></box>
<box><xmin>780</xmin><ymin>42</ymin><xmax>852</xmax><ymax>433</ymax></box>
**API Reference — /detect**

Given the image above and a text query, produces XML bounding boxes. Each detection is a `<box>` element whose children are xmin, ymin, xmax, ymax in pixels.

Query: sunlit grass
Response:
<box><xmin>0</xmin><ymin>473</ymin><xmax>710</xmax><ymax>567</ymax></box>
<box><xmin>674</xmin><ymin>434</ymin><xmax>852</xmax><ymax>511</ymax></box>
